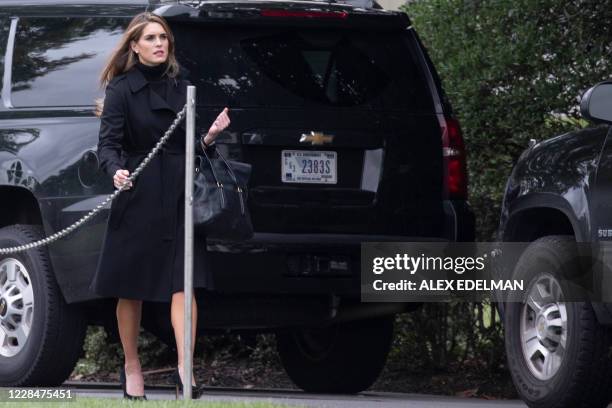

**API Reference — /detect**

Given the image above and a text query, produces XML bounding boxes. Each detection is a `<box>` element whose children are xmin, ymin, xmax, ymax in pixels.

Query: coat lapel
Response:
<box><xmin>166</xmin><ymin>77</ymin><xmax>186</xmax><ymax>115</ymax></box>
<box><xmin>126</xmin><ymin>66</ymin><xmax>147</xmax><ymax>93</ymax></box>
<box><xmin>149</xmin><ymin>85</ymin><xmax>170</xmax><ymax>112</ymax></box>
<box><xmin>126</xmin><ymin>66</ymin><xmax>186</xmax><ymax>115</ymax></box>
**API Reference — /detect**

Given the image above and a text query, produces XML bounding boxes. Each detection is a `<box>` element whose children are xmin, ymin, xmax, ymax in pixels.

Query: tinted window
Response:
<box><xmin>173</xmin><ymin>26</ymin><xmax>433</xmax><ymax>111</ymax></box>
<box><xmin>11</xmin><ymin>17</ymin><xmax>126</xmax><ymax>108</ymax></box>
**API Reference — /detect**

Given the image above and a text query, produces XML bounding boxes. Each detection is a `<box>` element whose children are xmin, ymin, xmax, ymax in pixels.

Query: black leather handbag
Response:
<box><xmin>193</xmin><ymin>144</ymin><xmax>254</xmax><ymax>241</ymax></box>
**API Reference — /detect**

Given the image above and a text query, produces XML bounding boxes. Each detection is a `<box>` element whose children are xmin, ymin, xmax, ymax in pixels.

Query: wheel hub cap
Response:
<box><xmin>0</xmin><ymin>258</ymin><xmax>35</xmax><ymax>357</ymax></box>
<box><xmin>0</xmin><ymin>298</ymin><xmax>7</xmax><ymax>317</ymax></box>
<box><xmin>520</xmin><ymin>273</ymin><xmax>567</xmax><ymax>381</ymax></box>
<box><xmin>536</xmin><ymin>315</ymin><xmax>546</xmax><ymax>338</ymax></box>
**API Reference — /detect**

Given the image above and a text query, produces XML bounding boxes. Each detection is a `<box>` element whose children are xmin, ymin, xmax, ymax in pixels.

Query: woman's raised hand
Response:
<box><xmin>114</xmin><ymin>169</ymin><xmax>133</xmax><ymax>190</ymax></box>
<box><xmin>203</xmin><ymin>107</ymin><xmax>230</xmax><ymax>146</ymax></box>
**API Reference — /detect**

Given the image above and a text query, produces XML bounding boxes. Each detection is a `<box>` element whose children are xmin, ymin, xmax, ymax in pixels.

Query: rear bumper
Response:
<box><xmin>208</xmin><ymin>199</ymin><xmax>475</xmax><ymax>295</ymax></box>
<box><xmin>443</xmin><ymin>199</ymin><xmax>476</xmax><ymax>242</ymax></box>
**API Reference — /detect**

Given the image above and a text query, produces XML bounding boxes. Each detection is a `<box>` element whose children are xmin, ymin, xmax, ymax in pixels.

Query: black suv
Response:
<box><xmin>497</xmin><ymin>83</ymin><xmax>612</xmax><ymax>407</ymax></box>
<box><xmin>0</xmin><ymin>0</ymin><xmax>474</xmax><ymax>392</ymax></box>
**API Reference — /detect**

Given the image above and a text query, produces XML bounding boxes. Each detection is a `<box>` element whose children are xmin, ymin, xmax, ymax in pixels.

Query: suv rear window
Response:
<box><xmin>11</xmin><ymin>17</ymin><xmax>126</xmax><ymax>108</ymax></box>
<box><xmin>173</xmin><ymin>25</ymin><xmax>433</xmax><ymax>111</ymax></box>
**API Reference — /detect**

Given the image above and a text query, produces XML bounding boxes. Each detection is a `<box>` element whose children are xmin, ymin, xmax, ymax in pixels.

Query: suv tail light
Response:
<box><xmin>440</xmin><ymin>116</ymin><xmax>468</xmax><ymax>200</ymax></box>
<box><xmin>260</xmin><ymin>9</ymin><xmax>349</xmax><ymax>19</ymax></box>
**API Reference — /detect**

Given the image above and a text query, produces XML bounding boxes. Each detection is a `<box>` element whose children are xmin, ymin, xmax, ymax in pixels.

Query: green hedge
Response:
<box><xmin>403</xmin><ymin>0</ymin><xmax>612</xmax><ymax>239</ymax></box>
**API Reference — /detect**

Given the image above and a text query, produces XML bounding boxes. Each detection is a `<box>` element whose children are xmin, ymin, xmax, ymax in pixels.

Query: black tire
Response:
<box><xmin>504</xmin><ymin>235</ymin><xmax>612</xmax><ymax>408</ymax></box>
<box><xmin>276</xmin><ymin>316</ymin><xmax>394</xmax><ymax>393</ymax></box>
<box><xmin>0</xmin><ymin>225</ymin><xmax>86</xmax><ymax>386</ymax></box>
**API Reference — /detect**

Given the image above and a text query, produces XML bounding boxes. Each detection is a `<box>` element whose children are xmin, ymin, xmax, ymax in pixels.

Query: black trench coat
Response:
<box><xmin>88</xmin><ymin>64</ymin><xmax>214</xmax><ymax>302</ymax></box>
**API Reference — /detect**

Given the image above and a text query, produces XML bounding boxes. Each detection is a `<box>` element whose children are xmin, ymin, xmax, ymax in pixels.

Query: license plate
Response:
<box><xmin>281</xmin><ymin>150</ymin><xmax>337</xmax><ymax>184</ymax></box>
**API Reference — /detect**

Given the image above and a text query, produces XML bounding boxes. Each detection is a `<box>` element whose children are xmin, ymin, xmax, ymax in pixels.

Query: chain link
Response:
<box><xmin>0</xmin><ymin>104</ymin><xmax>188</xmax><ymax>255</ymax></box>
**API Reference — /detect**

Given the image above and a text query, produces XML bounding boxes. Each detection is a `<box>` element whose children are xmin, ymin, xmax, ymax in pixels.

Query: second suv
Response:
<box><xmin>497</xmin><ymin>81</ymin><xmax>612</xmax><ymax>407</ymax></box>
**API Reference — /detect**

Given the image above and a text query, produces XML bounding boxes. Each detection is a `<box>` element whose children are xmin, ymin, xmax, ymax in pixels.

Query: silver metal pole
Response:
<box><xmin>183</xmin><ymin>85</ymin><xmax>196</xmax><ymax>400</ymax></box>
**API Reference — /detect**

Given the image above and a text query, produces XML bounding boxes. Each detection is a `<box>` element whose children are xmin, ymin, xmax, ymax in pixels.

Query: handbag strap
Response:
<box><xmin>210</xmin><ymin>148</ymin><xmax>247</xmax><ymax>215</ymax></box>
<box><xmin>200</xmin><ymin>148</ymin><xmax>226</xmax><ymax>208</ymax></box>
<box><xmin>200</xmin><ymin>145</ymin><xmax>247</xmax><ymax>214</ymax></box>
<box><xmin>215</xmin><ymin>149</ymin><xmax>242</xmax><ymax>187</ymax></box>
<box><xmin>200</xmin><ymin>139</ymin><xmax>243</xmax><ymax>187</ymax></box>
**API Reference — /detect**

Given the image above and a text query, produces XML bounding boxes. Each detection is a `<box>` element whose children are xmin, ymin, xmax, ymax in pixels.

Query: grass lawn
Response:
<box><xmin>0</xmin><ymin>398</ymin><xmax>301</xmax><ymax>408</ymax></box>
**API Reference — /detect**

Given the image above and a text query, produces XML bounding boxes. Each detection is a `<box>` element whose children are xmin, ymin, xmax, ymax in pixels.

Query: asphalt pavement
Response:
<box><xmin>69</xmin><ymin>382</ymin><xmax>528</xmax><ymax>407</ymax></box>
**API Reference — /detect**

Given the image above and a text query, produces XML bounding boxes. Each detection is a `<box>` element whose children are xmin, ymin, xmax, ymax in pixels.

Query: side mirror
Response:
<box><xmin>580</xmin><ymin>82</ymin><xmax>612</xmax><ymax>123</ymax></box>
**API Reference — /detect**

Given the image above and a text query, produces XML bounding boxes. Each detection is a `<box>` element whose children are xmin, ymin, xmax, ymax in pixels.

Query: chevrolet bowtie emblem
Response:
<box><xmin>300</xmin><ymin>131</ymin><xmax>334</xmax><ymax>145</ymax></box>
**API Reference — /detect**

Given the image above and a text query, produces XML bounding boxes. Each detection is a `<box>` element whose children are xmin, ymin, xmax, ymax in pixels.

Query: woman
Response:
<box><xmin>88</xmin><ymin>12</ymin><xmax>229</xmax><ymax>399</ymax></box>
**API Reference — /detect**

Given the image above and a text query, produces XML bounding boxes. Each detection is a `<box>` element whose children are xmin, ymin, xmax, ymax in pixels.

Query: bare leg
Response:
<box><xmin>171</xmin><ymin>290</ymin><xmax>198</xmax><ymax>386</ymax></box>
<box><xmin>116</xmin><ymin>298</ymin><xmax>145</xmax><ymax>396</ymax></box>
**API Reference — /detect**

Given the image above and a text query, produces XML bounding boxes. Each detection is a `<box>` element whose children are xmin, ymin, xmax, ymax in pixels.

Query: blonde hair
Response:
<box><xmin>94</xmin><ymin>12</ymin><xmax>180</xmax><ymax>116</ymax></box>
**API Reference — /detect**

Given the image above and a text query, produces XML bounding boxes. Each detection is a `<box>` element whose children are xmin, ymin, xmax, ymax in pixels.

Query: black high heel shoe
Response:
<box><xmin>171</xmin><ymin>367</ymin><xmax>203</xmax><ymax>399</ymax></box>
<box><xmin>119</xmin><ymin>366</ymin><xmax>147</xmax><ymax>400</ymax></box>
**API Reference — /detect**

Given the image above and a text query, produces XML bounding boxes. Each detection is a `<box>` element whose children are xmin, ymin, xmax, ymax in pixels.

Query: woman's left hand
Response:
<box><xmin>203</xmin><ymin>107</ymin><xmax>230</xmax><ymax>145</ymax></box>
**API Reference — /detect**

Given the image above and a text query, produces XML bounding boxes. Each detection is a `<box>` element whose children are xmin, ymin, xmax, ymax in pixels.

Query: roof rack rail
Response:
<box><xmin>150</xmin><ymin>0</ymin><xmax>380</xmax><ymax>9</ymax></box>
<box><xmin>336</xmin><ymin>0</ymin><xmax>376</xmax><ymax>8</ymax></box>
<box><xmin>146</xmin><ymin>0</ymin><xmax>195</xmax><ymax>16</ymax></box>
<box><xmin>290</xmin><ymin>0</ymin><xmax>378</xmax><ymax>6</ymax></box>
<box><xmin>290</xmin><ymin>0</ymin><xmax>381</xmax><ymax>8</ymax></box>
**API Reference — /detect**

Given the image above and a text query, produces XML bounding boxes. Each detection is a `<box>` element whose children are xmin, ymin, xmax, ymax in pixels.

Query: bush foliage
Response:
<box><xmin>404</xmin><ymin>0</ymin><xmax>612</xmax><ymax>239</ymax></box>
<box><xmin>390</xmin><ymin>0</ymin><xmax>612</xmax><ymax>381</ymax></box>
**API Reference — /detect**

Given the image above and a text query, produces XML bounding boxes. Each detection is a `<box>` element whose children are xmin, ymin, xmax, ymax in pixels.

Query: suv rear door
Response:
<box><xmin>170</xmin><ymin>11</ymin><xmax>445</xmax><ymax>237</ymax></box>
